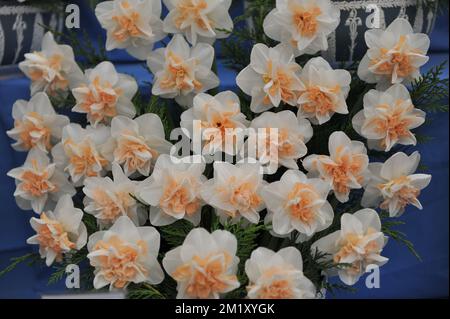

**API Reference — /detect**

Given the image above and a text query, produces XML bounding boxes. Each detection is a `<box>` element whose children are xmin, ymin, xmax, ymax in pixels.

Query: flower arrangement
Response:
<box><xmin>1</xmin><ymin>0</ymin><xmax>448</xmax><ymax>299</ymax></box>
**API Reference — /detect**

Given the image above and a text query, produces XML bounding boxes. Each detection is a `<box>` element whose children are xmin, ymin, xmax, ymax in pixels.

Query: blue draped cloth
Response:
<box><xmin>0</xmin><ymin>1</ymin><xmax>448</xmax><ymax>298</ymax></box>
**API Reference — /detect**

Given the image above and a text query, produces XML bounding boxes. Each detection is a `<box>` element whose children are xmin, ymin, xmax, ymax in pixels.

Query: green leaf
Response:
<box><xmin>0</xmin><ymin>253</ymin><xmax>41</xmax><ymax>279</ymax></box>
<box><xmin>127</xmin><ymin>283</ymin><xmax>166</xmax><ymax>299</ymax></box>
<box><xmin>410</xmin><ymin>61</ymin><xmax>449</xmax><ymax>113</ymax></box>
<box><xmin>381</xmin><ymin>211</ymin><xmax>422</xmax><ymax>261</ymax></box>
<box><xmin>159</xmin><ymin>220</ymin><xmax>195</xmax><ymax>248</ymax></box>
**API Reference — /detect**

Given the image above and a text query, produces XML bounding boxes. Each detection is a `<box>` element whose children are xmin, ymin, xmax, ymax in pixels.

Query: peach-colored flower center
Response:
<box><xmin>20</xmin><ymin>166</ymin><xmax>56</xmax><ymax>198</ymax></box>
<box><xmin>93</xmin><ymin>189</ymin><xmax>135</xmax><ymax>222</ymax></box>
<box><xmin>287</xmin><ymin>183</ymin><xmax>318</xmax><ymax>223</ymax></box>
<box><xmin>372</xmin><ymin>36</ymin><xmax>415</xmax><ymax>78</ymax></box>
<box><xmin>93</xmin><ymin>235</ymin><xmax>148</xmax><ymax>289</ymax></box>
<box><xmin>258</xmin><ymin>279</ymin><xmax>294</xmax><ymax>299</ymax></box>
<box><xmin>65</xmin><ymin>141</ymin><xmax>108</xmax><ymax>177</ymax></box>
<box><xmin>210</xmin><ymin>113</ymin><xmax>237</xmax><ymax>136</ymax></box>
<box><xmin>174</xmin><ymin>0</ymin><xmax>210</xmax><ymax>30</ymax></box>
<box><xmin>277</xmin><ymin>129</ymin><xmax>295</xmax><ymax>157</ymax></box>
<box><xmin>160</xmin><ymin>178</ymin><xmax>200</xmax><ymax>216</ymax></box>
<box><xmin>322</xmin><ymin>150</ymin><xmax>365</xmax><ymax>194</ymax></box>
<box><xmin>172</xmin><ymin>252</ymin><xmax>236</xmax><ymax>298</ymax></box>
<box><xmin>202</xmin><ymin>112</ymin><xmax>239</xmax><ymax>148</ymax></box>
<box><xmin>333</xmin><ymin>228</ymin><xmax>379</xmax><ymax>264</ymax></box>
<box><xmin>80</xmin><ymin>77</ymin><xmax>121</xmax><ymax>123</ymax></box>
<box><xmin>375</xmin><ymin>54</ymin><xmax>413</xmax><ymax>78</ymax></box>
<box><xmin>115</xmin><ymin>135</ymin><xmax>158</xmax><ymax>172</ymax></box>
<box><xmin>378</xmin><ymin>176</ymin><xmax>420</xmax><ymax>210</ymax></box>
<box><xmin>160</xmin><ymin>52</ymin><xmax>203</xmax><ymax>91</ymax></box>
<box><xmin>371</xmin><ymin>103</ymin><xmax>413</xmax><ymax>147</ymax></box>
<box><xmin>292</xmin><ymin>6</ymin><xmax>321</xmax><ymax>37</ymax></box>
<box><xmin>258</xmin><ymin>128</ymin><xmax>295</xmax><ymax>159</ymax></box>
<box><xmin>37</xmin><ymin>213</ymin><xmax>75</xmax><ymax>260</ymax></box>
<box><xmin>15</xmin><ymin>112</ymin><xmax>52</xmax><ymax>150</ymax></box>
<box><xmin>112</xmin><ymin>2</ymin><xmax>142</xmax><ymax>42</ymax></box>
<box><xmin>262</xmin><ymin>62</ymin><xmax>297</xmax><ymax>104</ymax></box>
<box><xmin>228</xmin><ymin>180</ymin><xmax>262</xmax><ymax>212</ymax></box>
<box><xmin>301</xmin><ymin>86</ymin><xmax>339</xmax><ymax>116</ymax></box>
<box><xmin>249</xmin><ymin>267</ymin><xmax>295</xmax><ymax>299</ymax></box>
<box><xmin>28</xmin><ymin>54</ymin><xmax>69</xmax><ymax>92</ymax></box>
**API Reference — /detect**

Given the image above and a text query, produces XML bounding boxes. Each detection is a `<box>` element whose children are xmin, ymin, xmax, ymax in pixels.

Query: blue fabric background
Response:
<box><xmin>0</xmin><ymin>1</ymin><xmax>448</xmax><ymax>298</ymax></box>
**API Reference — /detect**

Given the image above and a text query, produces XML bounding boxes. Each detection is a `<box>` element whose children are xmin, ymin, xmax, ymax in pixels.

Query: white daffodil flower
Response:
<box><xmin>137</xmin><ymin>154</ymin><xmax>206</xmax><ymax>226</ymax></box>
<box><xmin>358</xmin><ymin>18</ymin><xmax>430</xmax><ymax>89</ymax></box>
<box><xmin>8</xmin><ymin>148</ymin><xmax>75</xmax><ymax>214</ymax></box>
<box><xmin>180</xmin><ymin>91</ymin><xmax>249</xmax><ymax>155</ymax></box>
<box><xmin>236</xmin><ymin>43</ymin><xmax>304</xmax><ymax>113</ymax></box>
<box><xmin>19</xmin><ymin>32</ymin><xmax>84</xmax><ymax>96</ymax></box>
<box><xmin>303</xmin><ymin>131</ymin><xmax>370</xmax><ymax>203</ymax></box>
<box><xmin>352</xmin><ymin>84</ymin><xmax>426</xmax><ymax>152</ymax></box>
<box><xmin>52</xmin><ymin>124</ymin><xmax>111</xmax><ymax>186</ymax></box>
<box><xmin>7</xmin><ymin>92</ymin><xmax>69</xmax><ymax>153</ymax></box>
<box><xmin>87</xmin><ymin>215</ymin><xmax>164</xmax><ymax>290</ymax></box>
<box><xmin>95</xmin><ymin>0</ymin><xmax>166</xmax><ymax>60</ymax></box>
<box><xmin>245</xmin><ymin>110</ymin><xmax>313</xmax><ymax>173</ymax></box>
<box><xmin>297</xmin><ymin>57</ymin><xmax>351</xmax><ymax>124</ymax></box>
<box><xmin>162</xmin><ymin>228</ymin><xmax>240</xmax><ymax>298</ymax></box>
<box><xmin>163</xmin><ymin>0</ymin><xmax>233</xmax><ymax>45</ymax></box>
<box><xmin>102</xmin><ymin>114</ymin><xmax>173</xmax><ymax>177</ymax></box>
<box><xmin>263</xmin><ymin>0</ymin><xmax>340</xmax><ymax>56</ymax></box>
<box><xmin>83</xmin><ymin>163</ymin><xmax>147</xmax><ymax>228</ymax></box>
<box><xmin>147</xmin><ymin>34</ymin><xmax>220</xmax><ymax>107</ymax></box>
<box><xmin>311</xmin><ymin>209</ymin><xmax>388</xmax><ymax>286</ymax></box>
<box><xmin>72</xmin><ymin>61</ymin><xmax>138</xmax><ymax>126</ymax></box>
<box><xmin>262</xmin><ymin>170</ymin><xmax>333</xmax><ymax>238</ymax></box>
<box><xmin>27</xmin><ymin>195</ymin><xmax>87</xmax><ymax>266</ymax></box>
<box><xmin>201</xmin><ymin>161</ymin><xmax>266</xmax><ymax>225</ymax></box>
<box><xmin>245</xmin><ymin>247</ymin><xmax>316</xmax><ymax>299</ymax></box>
<box><xmin>362</xmin><ymin>151</ymin><xmax>431</xmax><ymax>217</ymax></box>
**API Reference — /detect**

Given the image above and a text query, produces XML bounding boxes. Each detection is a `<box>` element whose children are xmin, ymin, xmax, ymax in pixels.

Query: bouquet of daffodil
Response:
<box><xmin>2</xmin><ymin>0</ymin><xmax>448</xmax><ymax>299</ymax></box>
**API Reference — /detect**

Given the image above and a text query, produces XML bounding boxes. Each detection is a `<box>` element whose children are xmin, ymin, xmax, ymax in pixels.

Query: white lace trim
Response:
<box><xmin>334</xmin><ymin>0</ymin><xmax>418</xmax><ymax>10</ymax></box>
<box><xmin>0</xmin><ymin>5</ymin><xmax>49</xmax><ymax>16</ymax></box>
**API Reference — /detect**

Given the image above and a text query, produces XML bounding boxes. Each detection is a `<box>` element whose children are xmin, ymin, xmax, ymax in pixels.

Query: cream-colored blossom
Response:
<box><xmin>7</xmin><ymin>92</ymin><xmax>69</xmax><ymax>153</ymax></box>
<box><xmin>236</xmin><ymin>43</ymin><xmax>304</xmax><ymax>113</ymax></box>
<box><xmin>358</xmin><ymin>18</ymin><xmax>430</xmax><ymax>89</ymax></box>
<box><xmin>263</xmin><ymin>0</ymin><xmax>340</xmax><ymax>56</ymax></box>
<box><xmin>162</xmin><ymin>228</ymin><xmax>240</xmax><ymax>298</ymax></box>
<box><xmin>245</xmin><ymin>247</ymin><xmax>316</xmax><ymax>299</ymax></box>
<box><xmin>19</xmin><ymin>32</ymin><xmax>83</xmax><ymax>96</ymax></box>
<box><xmin>137</xmin><ymin>154</ymin><xmax>206</xmax><ymax>226</ymax></box>
<box><xmin>297</xmin><ymin>57</ymin><xmax>351</xmax><ymax>124</ymax></box>
<box><xmin>87</xmin><ymin>215</ymin><xmax>164</xmax><ymax>290</ymax></box>
<box><xmin>262</xmin><ymin>170</ymin><xmax>333</xmax><ymax>238</ymax></box>
<box><xmin>352</xmin><ymin>84</ymin><xmax>426</xmax><ymax>152</ymax></box>
<box><xmin>311</xmin><ymin>209</ymin><xmax>388</xmax><ymax>285</ymax></box>
<box><xmin>147</xmin><ymin>34</ymin><xmax>219</xmax><ymax>107</ymax></box>
<box><xmin>102</xmin><ymin>114</ymin><xmax>173</xmax><ymax>177</ymax></box>
<box><xmin>362</xmin><ymin>151</ymin><xmax>431</xmax><ymax>217</ymax></box>
<box><xmin>72</xmin><ymin>61</ymin><xmax>138</xmax><ymax>126</ymax></box>
<box><xmin>163</xmin><ymin>0</ymin><xmax>233</xmax><ymax>45</ymax></box>
<box><xmin>201</xmin><ymin>161</ymin><xmax>265</xmax><ymax>225</ymax></box>
<box><xmin>246</xmin><ymin>110</ymin><xmax>313</xmax><ymax>174</ymax></box>
<box><xmin>83</xmin><ymin>164</ymin><xmax>147</xmax><ymax>228</ymax></box>
<box><xmin>8</xmin><ymin>148</ymin><xmax>75</xmax><ymax>214</ymax></box>
<box><xmin>180</xmin><ymin>91</ymin><xmax>249</xmax><ymax>155</ymax></box>
<box><xmin>52</xmin><ymin>124</ymin><xmax>111</xmax><ymax>186</ymax></box>
<box><xmin>27</xmin><ymin>195</ymin><xmax>87</xmax><ymax>266</ymax></box>
<box><xmin>303</xmin><ymin>131</ymin><xmax>369</xmax><ymax>203</ymax></box>
<box><xmin>95</xmin><ymin>0</ymin><xmax>166</xmax><ymax>60</ymax></box>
